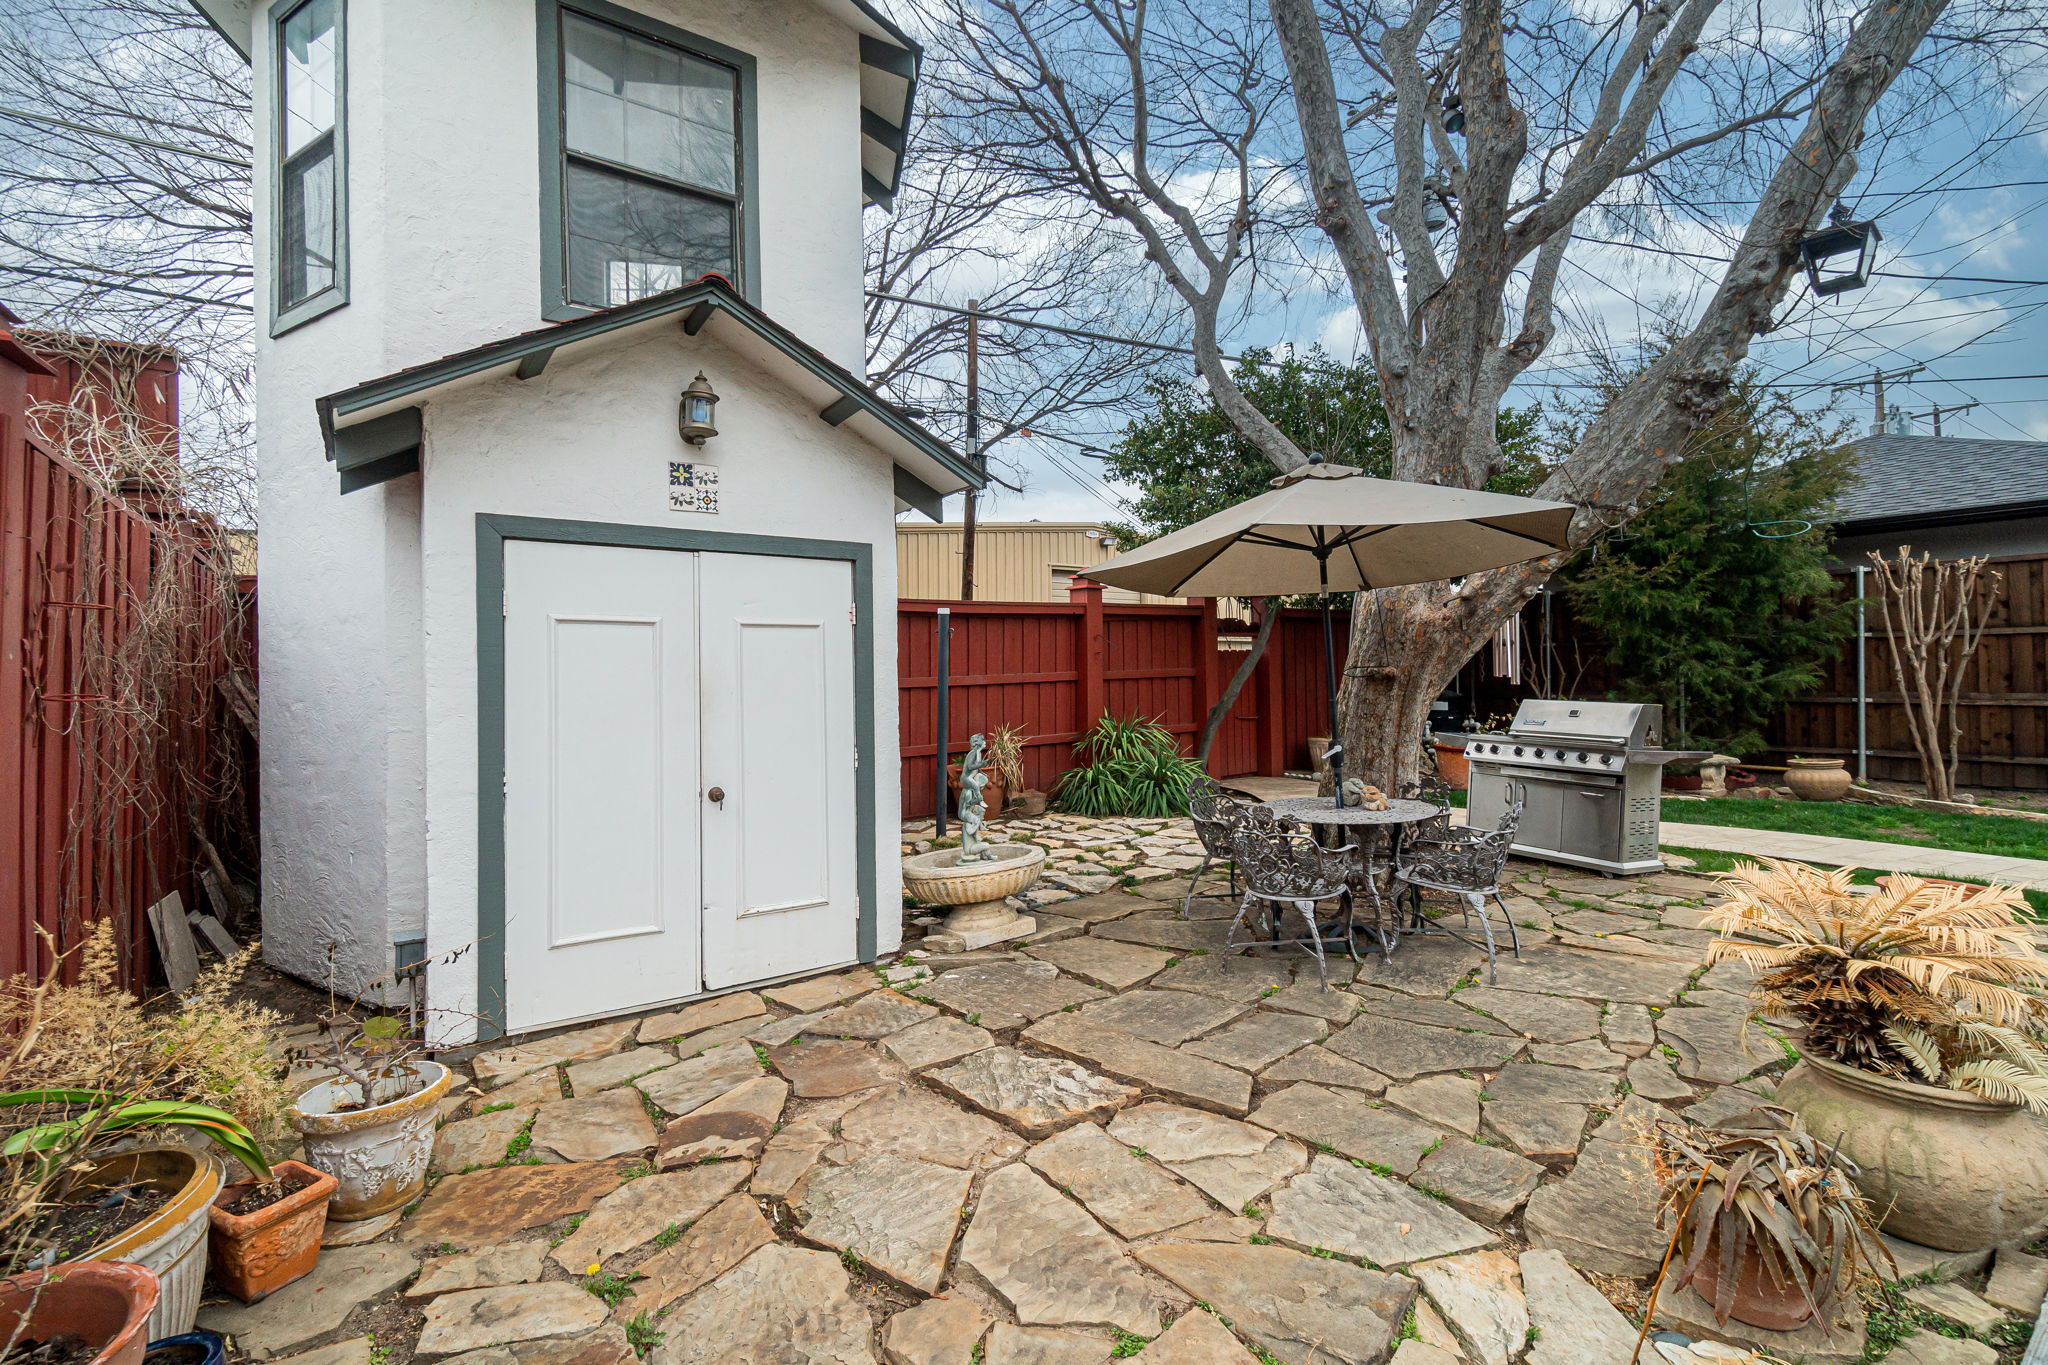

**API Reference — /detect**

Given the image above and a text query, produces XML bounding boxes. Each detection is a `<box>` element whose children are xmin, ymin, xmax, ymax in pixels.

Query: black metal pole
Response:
<box><xmin>1320</xmin><ymin>552</ymin><xmax>1344</xmax><ymax>809</ymax></box>
<box><xmin>935</xmin><ymin>607</ymin><xmax>952</xmax><ymax>837</ymax></box>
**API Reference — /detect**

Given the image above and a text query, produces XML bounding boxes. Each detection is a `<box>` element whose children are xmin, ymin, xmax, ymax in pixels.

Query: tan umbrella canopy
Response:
<box><xmin>1084</xmin><ymin>459</ymin><xmax>1576</xmax><ymax>805</ymax></box>
<box><xmin>1082</xmin><ymin>460</ymin><xmax>1576</xmax><ymax>598</ymax></box>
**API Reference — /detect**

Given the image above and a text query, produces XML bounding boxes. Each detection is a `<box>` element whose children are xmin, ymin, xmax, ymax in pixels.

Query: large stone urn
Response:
<box><xmin>902</xmin><ymin>843</ymin><xmax>1048</xmax><ymax>952</ymax></box>
<box><xmin>1784</xmin><ymin>757</ymin><xmax>1852</xmax><ymax>802</ymax></box>
<box><xmin>1776</xmin><ymin>1054</ymin><xmax>2048</xmax><ymax>1250</ymax></box>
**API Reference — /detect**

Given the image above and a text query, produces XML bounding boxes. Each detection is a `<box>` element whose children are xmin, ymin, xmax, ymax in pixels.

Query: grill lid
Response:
<box><xmin>1506</xmin><ymin>699</ymin><xmax>1663</xmax><ymax>748</ymax></box>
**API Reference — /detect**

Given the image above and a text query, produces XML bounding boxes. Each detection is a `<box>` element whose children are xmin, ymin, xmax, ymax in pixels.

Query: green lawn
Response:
<box><xmin>1660</xmin><ymin>844</ymin><xmax>2048</xmax><ymax>918</ymax></box>
<box><xmin>1663</xmin><ymin>796</ymin><xmax>2048</xmax><ymax>862</ymax></box>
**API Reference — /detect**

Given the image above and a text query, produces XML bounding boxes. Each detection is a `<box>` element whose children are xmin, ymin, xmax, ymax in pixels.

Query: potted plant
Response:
<box><xmin>1662</xmin><ymin>762</ymin><xmax>1704</xmax><ymax>792</ymax></box>
<box><xmin>1783</xmin><ymin>756</ymin><xmax>1851</xmax><ymax>801</ymax></box>
<box><xmin>1704</xmin><ymin>861</ymin><xmax>2048</xmax><ymax>1250</ymax></box>
<box><xmin>1650</xmin><ymin>1106</ymin><xmax>1890</xmax><ymax>1331</ymax></box>
<box><xmin>289</xmin><ymin>1014</ymin><xmax>452</xmax><ymax>1222</ymax></box>
<box><xmin>0</xmin><ymin>1262</ymin><xmax>159</xmax><ymax>1365</ymax></box>
<box><xmin>1430</xmin><ymin>733</ymin><xmax>1470</xmax><ymax>790</ymax></box>
<box><xmin>0</xmin><ymin>1092</ymin><xmax>273</xmax><ymax>1339</ymax></box>
<box><xmin>206</xmin><ymin>1159</ymin><xmax>337</xmax><ymax>1302</ymax></box>
<box><xmin>1052</xmin><ymin>715</ymin><xmax>1206</xmax><ymax>818</ymax></box>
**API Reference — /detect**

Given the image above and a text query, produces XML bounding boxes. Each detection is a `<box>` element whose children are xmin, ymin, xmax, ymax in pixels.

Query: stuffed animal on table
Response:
<box><xmin>1340</xmin><ymin>779</ymin><xmax>1390</xmax><ymax>811</ymax></box>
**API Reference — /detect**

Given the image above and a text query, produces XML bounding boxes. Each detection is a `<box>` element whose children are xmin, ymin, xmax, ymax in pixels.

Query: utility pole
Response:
<box><xmin>959</xmin><ymin>299</ymin><xmax>982</xmax><ymax>602</ymax></box>
<box><xmin>1911</xmin><ymin>401</ymin><xmax>1977</xmax><ymax>436</ymax></box>
<box><xmin>1829</xmin><ymin>365</ymin><xmax>1924</xmax><ymax>433</ymax></box>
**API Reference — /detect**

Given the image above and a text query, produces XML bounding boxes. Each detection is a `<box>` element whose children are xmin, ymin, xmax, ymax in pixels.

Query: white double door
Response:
<box><xmin>502</xmin><ymin>539</ymin><xmax>857</xmax><ymax>1033</ymax></box>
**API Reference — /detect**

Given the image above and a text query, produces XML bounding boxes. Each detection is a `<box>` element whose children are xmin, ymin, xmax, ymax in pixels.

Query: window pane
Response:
<box><xmin>565</xmin><ymin>161</ymin><xmax>733</xmax><ymax>308</ymax></box>
<box><xmin>281</xmin><ymin>0</ymin><xmax>337</xmax><ymax>156</ymax></box>
<box><xmin>282</xmin><ymin>135</ymin><xmax>336</xmax><ymax>306</ymax></box>
<box><xmin>562</xmin><ymin>10</ymin><xmax>735</xmax><ymax>194</ymax></box>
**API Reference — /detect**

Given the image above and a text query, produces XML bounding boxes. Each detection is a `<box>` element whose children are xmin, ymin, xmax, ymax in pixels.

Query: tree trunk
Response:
<box><xmin>1336</xmin><ymin>565</ymin><xmax>1553</xmax><ymax>795</ymax></box>
<box><xmin>1196</xmin><ymin>599</ymin><xmax>1277</xmax><ymax>766</ymax></box>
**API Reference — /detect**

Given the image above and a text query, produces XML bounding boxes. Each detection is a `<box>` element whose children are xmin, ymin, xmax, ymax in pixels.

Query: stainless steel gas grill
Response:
<box><xmin>1464</xmin><ymin>700</ymin><xmax>1709</xmax><ymax>876</ymax></box>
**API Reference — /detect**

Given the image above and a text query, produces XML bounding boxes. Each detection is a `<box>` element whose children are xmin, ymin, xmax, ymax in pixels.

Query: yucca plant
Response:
<box><xmin>1704</xmin><ymin>859</ymin><xmax>2048</xmax><ymax>1110</ymax></box>
<box><xmin>1053</xmin><ymin>714</ymin><xmax>1206</xmax><ymax>818</ymax></box>
<box><xmin>1651</xmin><ymin>1105</ymin><xmax>1891</xmax><ymax>1328</ymax></box>
<box><xmin>984</xmin><ymin>724</ymin><xmax>1030</xmax><ymax>792</ymax></box>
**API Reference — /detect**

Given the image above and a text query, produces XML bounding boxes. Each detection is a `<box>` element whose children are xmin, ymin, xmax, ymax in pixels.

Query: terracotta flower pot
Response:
<box><xmin>291</xmin><ymin>1062</ymin><xmax>453</xmax><ymax>1221</ymax></box>
<box><xmin>946</xmin><ymin>764</ymin><xmax>1007</xmax><ymax>819</ymax></box>
<box><xmin>1784</xmin><ymin>757</ymin><xmax>1851</xmax><ymax>802</ymax></box>
<box><xmin>71</xmin><ymin>1147</ymin><xmax>221</xmax><ymax>1341</ymax></box>
<box><xmin>1662</xmin><ymin>774</ymin><xmax>1704</xmax><ymax>792</ymax></box>
<box><xmin>0</xmin><ymin>1262</ymin><xmax>160</xmax><ymax>1365</ymax></box>
<box><xmin>206</xmin><ymin>1160</ymin><xmax>337</xmax><ymax>1303</ymax></box>
<box><xmin>1431</xmin><ymin>742</ymin><xmax>1470</xmax><ymax>790</ymax></box>
<box><xmin>1688</xmin><ymin>1226</ymin><xmax>1827</xmax><ymax>1332</ymax></box>
<box><xmin>1776</xmin><ymin>1055</ymin><xmax>2048</xmax><ymax>1250</ymax></box>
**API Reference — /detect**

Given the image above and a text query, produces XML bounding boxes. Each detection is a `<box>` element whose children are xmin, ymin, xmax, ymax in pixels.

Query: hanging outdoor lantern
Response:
<box><xmin>678</xmin><ymin>371</ymin><xmax>720</xmax><ymax>445</ymax></box>
<box><xmin>1797</xmin><ymin>205</ymin><xmax>1881</xmax><ymax>297</ymax></box>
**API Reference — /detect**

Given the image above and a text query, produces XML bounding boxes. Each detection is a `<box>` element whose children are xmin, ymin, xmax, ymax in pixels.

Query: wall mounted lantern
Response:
<box><xmin>679</xmin><ymin>371</ymin><xmax>720</xmax><ymax>445</ymax></box>
<box><xmin>1798</xmin><ymin>205</ymin><xmax>1881</xmax><ymax>297</ymax></box>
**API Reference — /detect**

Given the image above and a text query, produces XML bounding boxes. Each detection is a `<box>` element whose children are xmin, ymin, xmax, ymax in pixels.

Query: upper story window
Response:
<box><xmin>273</xmin><ymin>0</ymin><xmax>347</xmax><ymax>332</ymax></box>
<box><xmin>541</xmin><ymin>3</ymin><xmax>753</xmax><ymax>318</ymax></box>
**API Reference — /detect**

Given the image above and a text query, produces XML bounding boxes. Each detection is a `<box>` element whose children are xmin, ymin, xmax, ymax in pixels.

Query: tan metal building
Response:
<box><xmin>896</xmin><ymin>521</ymin><xmax>1182</xmax><ymax>603</ymax></box>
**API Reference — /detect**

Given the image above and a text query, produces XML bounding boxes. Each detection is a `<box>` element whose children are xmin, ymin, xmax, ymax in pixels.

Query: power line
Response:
<box><xmin>0</xmin><ymin>104</ymin><xmax>251</xmax><ymax>169</ymax></box>
<box><xmin>866</xmin><ymin>290</ymin><xmax>1230</xmax><ymax>362</ymax></box>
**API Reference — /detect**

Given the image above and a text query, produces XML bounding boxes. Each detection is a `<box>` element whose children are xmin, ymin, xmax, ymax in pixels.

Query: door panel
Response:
<box><xmin>503</xmin><ymin>540</ymin><xmax>701</xmax><ymax>1030</ymax></box>
<box><xmin>698</xmin><ymin>553</ymin><xmax>857</xmax><ymax>987</ymax></box>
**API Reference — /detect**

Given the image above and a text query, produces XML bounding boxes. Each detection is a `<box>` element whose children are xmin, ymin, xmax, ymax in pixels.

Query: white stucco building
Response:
<box><xmin>192</xmin><ymin>0</ymin><xmax>976</xmax><ymax>1041</ymax></box>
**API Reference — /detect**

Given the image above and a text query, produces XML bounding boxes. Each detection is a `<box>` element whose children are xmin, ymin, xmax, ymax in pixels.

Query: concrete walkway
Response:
<box><xmin>1659</xmin><ymin>819</ymin><xmax>2048</xmax><ymax>890</ymax></box>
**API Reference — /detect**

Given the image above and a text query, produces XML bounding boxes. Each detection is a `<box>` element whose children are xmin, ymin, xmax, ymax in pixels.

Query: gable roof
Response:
<box><xmin>187</xmin><ymin>0</ymin><xmax>918</xmax><ymax>206</ymax></box>
<box><xmin>1837</xmin><ymin>433</ymin><xmax>2048</xmax><ymax>533</ymax></box>
<box><xmin>313</xmin><ymin>275</ymin><xmax>979</xmax><ymax>515</ymax></box>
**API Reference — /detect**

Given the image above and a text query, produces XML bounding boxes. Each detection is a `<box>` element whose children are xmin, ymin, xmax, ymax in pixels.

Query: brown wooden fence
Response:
<box><xmin>1</xmin><ymin>312</ymin><xmax>249</xmax><ymax>990</ymax></box>
<box><xmin>898</xmin><ymin>583</ymin><xmax>1350</xmax><ymax>818</ymax></box>
<box><xmin>1770</xmin><ymin>552</ymin><xmax>2048</xmax><ymax>791</ymax></box>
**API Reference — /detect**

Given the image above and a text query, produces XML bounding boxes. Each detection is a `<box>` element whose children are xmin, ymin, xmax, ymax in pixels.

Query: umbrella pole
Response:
<box><xmin>1320</xmin><ymin>554</ymin><xmax>1343</xmax><ymax>809</ymax></box>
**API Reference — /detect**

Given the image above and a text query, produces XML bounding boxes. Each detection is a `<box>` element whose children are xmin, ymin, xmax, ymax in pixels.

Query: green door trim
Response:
<box><xmin>474</xmin><ymin>513</ymin><xmax>879</xmax><ymax>1042</ymax></box>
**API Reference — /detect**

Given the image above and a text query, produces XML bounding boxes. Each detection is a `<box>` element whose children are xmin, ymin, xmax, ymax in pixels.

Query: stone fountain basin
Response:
<box><xmin>902</xmin><ymin>842</ymin><xmax>1047</xmax><ymax>907</ymax></box>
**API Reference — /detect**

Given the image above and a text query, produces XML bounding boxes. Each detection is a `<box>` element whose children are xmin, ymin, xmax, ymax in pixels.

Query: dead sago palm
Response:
<box><xmin>1703</xmin><ymin>860</ymin><xmax>2048</xmax><ymax>1110</ymax></box>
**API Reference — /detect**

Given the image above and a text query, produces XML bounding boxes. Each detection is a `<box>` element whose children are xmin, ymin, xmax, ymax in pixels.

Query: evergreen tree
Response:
<box><xmin>1561</xmin><ymin>376</ymin><xmax>1856</xmax><ymax>755</ymax></box>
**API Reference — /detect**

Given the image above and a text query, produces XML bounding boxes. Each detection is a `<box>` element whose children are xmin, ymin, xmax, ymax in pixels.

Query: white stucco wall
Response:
<box><xmin>249</xmin><ymin>0</ymin><xmax>876</xmax><ymax>998</ymax></box>
<box><xmin>414</xmin><ymin>327</ymin><xmax>904</xmax><ymax>1043</ymax></box>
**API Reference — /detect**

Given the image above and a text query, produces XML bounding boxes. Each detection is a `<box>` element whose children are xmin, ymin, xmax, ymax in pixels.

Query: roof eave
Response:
<box><xmin>188</xmin><ymin>0</ymin><xmax>252</xmax><ymax>58</ymax></box>
<box><xmin>1837</xmin><ymin>499</ymin><xmax>2048</xmax><ymax>537</ymax></box>
<box><xmin>316</xmin><ymin>279</ymin><xmax>980</xmax><ymax>500</ymax></box>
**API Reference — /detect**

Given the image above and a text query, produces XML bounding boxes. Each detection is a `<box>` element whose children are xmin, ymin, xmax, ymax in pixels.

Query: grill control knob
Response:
<box><xmin>1513</xmin><ymin>746</ymin><xmax>1524</xmax><ymax>756</ymax></box>
<box><xmin>1600</xmin><ymin>753</ymin><xmax>1614</xmax><ymax>766</ymax></box>
<box><xmin>1577</xmin><ymin>752</ymin><xmax>1589</xmax><ymax>763</ymax></box>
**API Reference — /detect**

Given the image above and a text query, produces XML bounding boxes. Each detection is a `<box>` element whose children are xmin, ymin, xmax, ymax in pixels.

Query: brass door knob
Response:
<box><xmin>707</xmin><ymin>786</ymin><xmax>726</xmax><ymax>806</ymax></box>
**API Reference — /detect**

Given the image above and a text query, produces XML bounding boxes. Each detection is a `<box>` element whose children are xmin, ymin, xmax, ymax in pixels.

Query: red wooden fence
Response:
<box><xmin>898</xmin><ymin>582</ymin><xmax>1350</xmax><ymax>818</ymax></box>
<box><xmin>1</xmin><ymin>309</ymin><xmax>247</xmax><ymax>990</ymax></box>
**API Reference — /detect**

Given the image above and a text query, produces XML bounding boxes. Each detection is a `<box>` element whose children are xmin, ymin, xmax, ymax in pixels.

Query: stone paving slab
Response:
<box><xmin>1324</xmin><ymin>1014</ymin><xmax>1524</xmax><ymax>1080</ymax></box>
<box><xmin>1267</xmin><ymin>1155</ymin><xmax>1497</xmax><ymax>1266</ymax></box>
<box><xmin>1025</xmin><ymin>1121</ymin><xmax>1213</xmax><ymax>1237</ymax></box>
<box><xmin>1023</xmin><ymin>1011</ymin><xmax>1254</xmax><ymax>1115</ymax></box>
<box><xmin>925</xmin><ymin>1045</ymin><xmax>1138</xmax><ymax>1138</ymax></box>
<box><xmin>959</xmin><ymin>1162</ymin><xmax>1163</xmax><ymax>1337</ymax></box>
<box><xmin>1248</xmin><ymin>1083</ymin><xmax>1445</xmax><ymax>1175</ymax></box>
<box><xmin>197</xmin><ymin>1244</ymin><xmax>418</xmax><ymax>1359</ymax></box>
<box><xmin>1136</xmin><ymin>1241</ymin><xmax>1415</xmax><ymax>1365</ymax></box>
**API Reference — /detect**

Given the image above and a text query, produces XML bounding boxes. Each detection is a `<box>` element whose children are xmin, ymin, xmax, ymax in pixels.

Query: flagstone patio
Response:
<box><xmin>198</xmin><ymin>810</ymin><xmax>2038</xmax><ymax>1365</ymax></box>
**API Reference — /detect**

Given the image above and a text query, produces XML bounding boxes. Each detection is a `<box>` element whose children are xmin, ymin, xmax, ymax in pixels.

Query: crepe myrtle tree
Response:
<box><xmin>935</xmin><ymin>0</ymin><xmax>1978</xmax><ymax>791</ymax></box>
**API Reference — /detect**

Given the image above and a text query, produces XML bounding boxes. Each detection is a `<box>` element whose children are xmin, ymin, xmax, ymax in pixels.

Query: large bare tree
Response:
<box><xmin>0</xmin><ymin>0</ymin><xmax>254</xmax><ymax>523</ymax></box>
<box><xmin>935</xmin><ymin>0</ymin><xmax>2019</xmax><ymax>788</ymax></box>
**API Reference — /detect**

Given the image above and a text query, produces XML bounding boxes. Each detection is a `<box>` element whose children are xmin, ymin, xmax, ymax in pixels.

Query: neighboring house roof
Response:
<box><xmin>314</xmin><ymin>274</ymin><xmax>980</xmax><ymax>513</ymax></box>
<box><xmin>1837</xmin><ymin>434</ymin><xmax>2048</xmax><ymax>533</ymax></box>
<box><xmin>185</xmin><ymin>0</ymin><xmax>919</xmax><ymax>206</ymax></box>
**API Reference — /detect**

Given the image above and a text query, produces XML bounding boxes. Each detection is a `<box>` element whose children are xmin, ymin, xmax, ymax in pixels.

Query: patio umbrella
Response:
<box><xmin>1083</xmin><ymin>458</ymin><xmax>1576</xmax><ymax>805</ymax></box>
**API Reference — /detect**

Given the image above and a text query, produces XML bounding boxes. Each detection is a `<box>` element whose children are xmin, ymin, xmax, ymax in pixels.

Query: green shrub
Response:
<box><xmin>1053</xmin><ymin>715</ymin><xmax>1206</xmax><ymax>818</ymax></box>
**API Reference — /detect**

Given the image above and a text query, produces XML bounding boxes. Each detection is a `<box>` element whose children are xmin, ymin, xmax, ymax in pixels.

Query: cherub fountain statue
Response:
<box><xmin>900</xmin><ymin>730</ymin><xmax>1048</xmax><ymax>951</ymax></box>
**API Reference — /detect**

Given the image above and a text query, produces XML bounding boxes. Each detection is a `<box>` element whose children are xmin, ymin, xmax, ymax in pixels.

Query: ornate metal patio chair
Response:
<box><xmin>1391</xmin><ymin>798</ymin><xmax>1526</xmax><ymax>984</ymax></box>
<box><xmin>1184</xmin><ymin>774</ymin><xmax>1250</xmax><ymax>915</ymax></box>
<box><xmin>1224</xmin><ymin>804</ymin><xmax>1358</xmax><ymax>989</ymax></box>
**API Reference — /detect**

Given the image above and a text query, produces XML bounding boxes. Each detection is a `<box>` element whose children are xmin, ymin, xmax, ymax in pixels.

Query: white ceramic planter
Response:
<box><xmin>290</xmin><ymin>1062</ymin><xmax>453</xmax><ymax>1221</ymax></box>
<box><xmin>76</xmin><ymin>1145</ymin><xmax>220</xmax><ymax>1340</ymax></box>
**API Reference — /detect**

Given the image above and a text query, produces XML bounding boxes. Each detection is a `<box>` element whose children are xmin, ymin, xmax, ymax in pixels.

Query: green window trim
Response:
<box><xmin>269</xmin><ymin>0</ymin><xmax>349</xmax><ymax>336</ymax></box>
<box><xmin>535</xmin><ymin>0</ymin><xmax>762</xmax><ymax>323</ymax></box>
<box><xmin>472</xmin><ymin>514</ymin><xmax>878</xmax><ymax>1042</ymax></box>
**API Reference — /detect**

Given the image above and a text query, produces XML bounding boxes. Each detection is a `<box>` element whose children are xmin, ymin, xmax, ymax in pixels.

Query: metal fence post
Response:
<box><xmin>1853</xmin><ymin>565</ymin><xmax>1868</xmax><ymax>784</ymax></box>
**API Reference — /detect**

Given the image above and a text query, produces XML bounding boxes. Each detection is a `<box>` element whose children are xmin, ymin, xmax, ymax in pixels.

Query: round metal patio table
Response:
<box><xmin>1251</xmin><ymin>796</ymin><xmax>1443</xmax><ymax>962</ymax></box>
